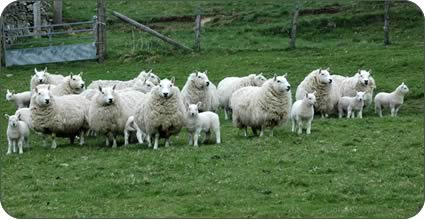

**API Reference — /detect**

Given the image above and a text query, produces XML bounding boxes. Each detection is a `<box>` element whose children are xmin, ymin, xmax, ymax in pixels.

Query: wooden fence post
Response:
<box><xmin>33</xmin><ymin>0</ymin><xmax>41</xmax><ymax>38</ymax></box>
<box><xmin>96</xmin><ymin>0</ymin><xmax>106</xmax><ymax>62</ymax></box>
<box><xmin>53</xmin><ymin>0</ymin><xmax>63</xmax><ymax>24</ymax></box>
<box><xmin>0</xmin><ymin>17</ymin><xmax>4</xmax><ymax>67</ymax></box>
<box><xmin>289</xmin><ymin>1</ymin><xmax>300</xmax><ymax>49</ymax></box>
<box><xmin>384</xmin><ymin>0</ymin><xmax>391</xmax><ymax>46</ymax></box>
<box><xmin>194</xmin><ymin>8</ymin><xmax>201</xmax><ymax>52</ymax></box>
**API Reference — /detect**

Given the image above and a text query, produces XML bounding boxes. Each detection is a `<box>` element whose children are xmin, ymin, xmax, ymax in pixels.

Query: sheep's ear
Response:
<box><xmin>70</xmin><ymin>73</ymin><xmax>73</xmax><ymax>79</ymax></box>
<box><xmin>170</xmin><ymin>77</ymin><xmax>175</xmax><ymax>85</ymax></box>
<box><xmin>196</xmin><ymin>102</ymin><xmax>202</xmax><ymax>108</ymax></box>
<box><xmin>98</xmin><ymin>86</ymin><xmax>103</xmax><ymax>92</ymax></box>
<box><xmin>34</xmin><ymin>68</ymin><xmax>38</xmax><ymax>73</ymax></box>
<box><xmin>358</xmin><ymin>69</ymin><xmax>361</xmax><ymax>74</ymax></box>
<box><xmin>305</xmin><ymin>93</ymin><xmax>308</xmax><ymax>98</ymax></box>
<box><xmin>313</xmin><ymin>90</ymin><xmax>317</xmax><ymax>95</ymax></box>
<box><xmin>273</xmin><ymin>74</ymin><xmax>277</xmax><ymax>81</ymax></box>
<box><xmin>11</xmin><ymin>90</ymin><xmax>15</xmax><ymax>94</ymax></box>
<box><xmin>6</xmin><ymin>89</ymin><xmax>10</xmax><ymax>93</ymax></box>
<box><xmin>318</xmin><ymin>69</ymin><xmax>322</xmax><ymax>74</ymax></box>
<box><xmin>283</xmin><ymin>73</ymin><xmax>288</xmax><ymax>78</ymax></box>
<box><xmin>401</xmin><ymin>82</ymin><xmax>405</xmax><ymax>85</ymax></box>
<box><xmin>4</xmin><ymin>114</ymin><xmax>10</xmax><ymax>119</ymax></box>
<box><xmin>17</xmin><ymin>114</ymin><xmax>21</xmax><ymax>121</ymax></box>
<box><xmin>143</xmin><ymin>78</ymin><xmax>148</xmax><ymax>83</ymax></box>
<box><xmin>195</xmin><ymin>72</ymin><xmax>199</xmax><ymax>77</ymax></box>
<box><xmin>148</xmin><ymin>69</ymin><xmax>153</xmax><ymax>74</ymax></box>
<box><xmin>204</xmin><ymin>70</ymin><xmax>208</xmax><ymax>75</ymax></box>
<box><xmin>112</xmin><ymin>85</ymin><xmax>117</xmax><ymax>90</ymax></box>
<box><xmin>368</xmin><ymin>69</ymin><xmax>372</xmax><ymax>73</ymax></box>
<box><xmin>44</xmin><ymin>67</ymin><xmax>47</xmax><ymax>72</ymax></box>
<box><xmin>79</xmin><ymin>72</ymin><xmax>83</xmax><ymax>77</ymax></box>
<box><xmin>326</xmin><ymin>67</ymin><xmax>330</xmax><ymax>71</ymax></box>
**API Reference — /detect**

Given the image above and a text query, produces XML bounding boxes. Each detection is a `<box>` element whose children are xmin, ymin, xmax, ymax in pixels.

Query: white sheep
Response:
<box><xmin>87</xmin><ymin>70</ymin><xmax>160</xmax><ymax>90</ymax></box>
<box><xmin>181</xmin><ymin>71</ymin><xmax>219</xmax><ymax>112</ymax></box>
<box><xmin>338</xmin><ymin>91</ymin><xmax>365</xmax><ymax>119</ymax></box>
<box><xmin>30</xmin><ymin>67</ymin><xmax>65</xmax><ymax>91</ymax></box>
<box><xmin>291</xmin><ymin>91</ymin><xmax>316</xmax><ymax>135</ymax></box>
<box><xmin>5</xmin><ymin>114</ymin><xmax>30</xmax><ymax>154</ymax></box>
<box><xmin>6</xmin><ymin>89</ymin><xmax>31</xmax><ymax>109</ymax></box>
<box><xmin>14</xmin><ymin>108</ymin><xmax>32</xmax><ymax>129</ymax></box>
<box><xmin>81</xmin><ymin>79</ymin><xmax>153</xmax><ymax>102</ymax></box>
<box><xmin>295</xmin><ymin>68</ymin><xmax>336</xmax><ymax>117</ymax></box>
<box><xmin>124</xmin><ymin>116</ymin><xmax>144</xmax><ymax>146</ymax></box>
<box><xmin>217</xmin><ymin>73</ymin><xmax>267</xmax><ymax>120</ymax></box>
<box><xmin>30</xmin><ymin>86</ymin><xmax>89</xmax><ymax>148</ymax></box>
<box><xmin>48</xmin><ymin>73</ymin><xmax>85</xmax><ymax>96</ymax></box>
<box><xmin>230</xmin><ymin>74</ymin><xmax>292</xmax><ymax>137</ymax></box>
<box><xmin>185</xmin><ymin>102</ymin><xmax>221</xmax><ymax>147</ymax></box>
<box><xmin>88</xmin><ymin>85</ymin><xmax>146</xmax><ymax>148</ymax></box>
<box><xmin>136</xmin><ymin>70</ymin><xmax>161</xmax><ymax>85</ymax></box>
<box><xmin>374</xmin><ymin>82</ymin><xmax>409</xmax><ymax>117</ymax></box>
<box><xmin>135</xmin><ymin>78</ymin><xmax>186</xmax><ymax>149</ymax></box>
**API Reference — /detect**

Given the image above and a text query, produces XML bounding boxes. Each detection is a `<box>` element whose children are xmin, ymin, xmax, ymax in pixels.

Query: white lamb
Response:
<box><xmin>338</xmin><ymin>91</ymin><xmax>365</xmax><ymax>119</ymax></box>
<box><xmin>217</xmin><ymin>73</ymin><xmax>267</xmax><ymax>120</ymax></box>
<box><xmin>230</xmin><ymin>74</ymin><xmax>292</xmax><ymax>137</ymax></box>
<box><xmin>295</xmin><ymin>68</ymin><xmax>335</xmax><ymax>117</ymax></box>
<box><xmin>14</xmin><ymin>108</ymin><xmax>32</xmax><ymax>129</ymax></box>
<box><xmin>5</xmin><ymin>114</ymin><xmax>30</xmax><ymax>154</ymax></box>
<box><xmin>48</xmin><ymin>73</ymin><xmax>85</xmax><ymax>96</ymax></box>
<box><xmin>181</xmin><ymin>71</ymin><xmax>219</xmax><ymax>112</ymax></box>
<box><xmin>291</xmin><ymin>91</ymin><xmax>316</xmax><ymax>135</ymax></box>
<box><xmin>30</xmin><ymin>86</ymin><xmax>89</xmax><ymax>148</ymax></box>
<box><xmin>30</xmin><ymin>67</ymin><xmax>65</xmax><ymax>91</ymax></box>
<box><xmin>88</xmin><ymin>85</ymin><xmax>146</xmax><ymax>148</ymax></box>
<box><xmin>6</xmin><ymin>89</ymin><xmax>31</xmax><ymax>109</ymax></box>
<box><xmin>135</xmin><ymin>78</ymin><xmax>186</xmax><ymax>149</ymax></box>
<box><xmin>374</xmin><ymin>82</ymin><xmax>409</xmax><ymax>117</ymax></box>
<box><xmin>124</xmin><ymin>116</ymin><xmax>144</xmax><ymax>146</ymax></box>
<box><xmin>185</xmin><ymin>102</ymin><xmax>221</xmax><ymax>147</ymax></box>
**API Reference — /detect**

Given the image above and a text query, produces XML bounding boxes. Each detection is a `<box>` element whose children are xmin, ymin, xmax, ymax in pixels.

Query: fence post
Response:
<box><xmin>289</xmin><ymin>1</ymin><xmax>300</xmax><ymax>49</ymax></box>
<box><xmin>0</xmin><ymin>17</ymin><xmax>4</xmax><ymax>66</ymax></box>
<box><xmin>33</xmin><ymin>0</ymin><xmax>41</xmax><ymax>38</ymax></box>
<box><xmin>384</xmin><ymin>0</ymin><xmax>391</xmax><ymax>46</ymax></box>
<box><xmin>53</xmin><ymin>0</ymin><xmax>63</xmax><ymax>24</ymax></box>
<box><xmin>96</xmin><ymin>0</ymin><xmax>106</xmax><ymax>62</ymax></box>
<box><xmin>194</xmin><ymin>7</ymin><xmax>201</xmax><ymax>52</ymax></box>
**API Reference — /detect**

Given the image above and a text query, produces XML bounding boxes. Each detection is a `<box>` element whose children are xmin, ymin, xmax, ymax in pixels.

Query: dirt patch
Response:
<box><xmin>300</xmin><ymin>6</ymin><xmax>343</xmax><ymax>16</ymax></box>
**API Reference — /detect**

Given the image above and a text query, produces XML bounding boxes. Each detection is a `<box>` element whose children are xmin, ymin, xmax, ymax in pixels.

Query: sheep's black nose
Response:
<box><xmin>108</xmin><ymin>98</ymin><xmax>113</xmax><ymax>103</ymax></box>
<box><xmin>329</xmin><ymin>79</ymin><xmax>333</xmax><ymax>83</ymax></box>
<box><xmin>39</xmin><ymin>79</ymin><xmax>43</xmax><ymax>83</ymax></box>
<box><xmin>163</xmin><ymin>93</ymin><xmax>168</xmax><ymax>97</ymax></box>
<box><xmin>81</xmin><ymin>84</ymin><xmax>85</xmax><ymax>88</ymax></box>
<box><xmin>206</xmin><ymin>81</ymin><xmax>210</xmax><ymax>86</ymax></box>
<box><xmin>364</xmin><ymin>80</ymin><xmax>369</xmax><ymax>85</ymax></box>
<box><xmin>45</xmin><ymin>99</ymin><xmax>50</xmax><ymax>104</ymax></box>
<box><xmin>287</xmin><ymin>86</ymin><xmax>291</xmax><ymax>91</ymax></box>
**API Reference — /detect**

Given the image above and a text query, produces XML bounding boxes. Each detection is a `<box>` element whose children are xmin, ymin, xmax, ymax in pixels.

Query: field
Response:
<box><xmin>0</xmin><ymin>0</ymin><xmax>424</xmax><ymax>218</ymax></box>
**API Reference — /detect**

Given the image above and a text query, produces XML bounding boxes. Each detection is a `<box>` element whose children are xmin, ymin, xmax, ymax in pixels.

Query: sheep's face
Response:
<box><xmin>69</xmin><ymin>74</ymin><xmax>85</xmax><ymax>93</ymax></box>
<box><xmin>5</xmin><ymin>90</ymin><xmax>13</xmax><ymax>101</ymax></box>
<box><xmin>357</xmin><ymin>70</ymin><xmax>371</xmax><ymax>86</ymax></box>
<box><xmin>158</xmin><ymin>79</ymin><xmax>175</xmax><ymax>98</ymax></box>
<box><xmin>355</xmin><ymin>91</ymin><xmax>365</xmax><ymax>102</ymax></box>
<box><xmin>398</xmin><ymin>83</ymin><xmax>409</xmax><ymax>94</ymax></box>
<box><xmin>305</xmin><ymin>91</ymin><xmax>316</xmax><ymax>105</ymax></box>
<box><xmin>253</xmin><ymin>73</ymin><xmax>267</xmax><ymax>86</ymax></box>
<box><xmin>272</xmin><ymin>74</ymin><xmax>291</xmax><ymax>93</ymax></box>
<box><xmin>6</xmin><ymin>115</ymin><xmax>19</xmax><ymax>128</ymax></box>
<box><xmin>190</xmin><ymin>71</ymin><xmax>210</xmax><ymax>89</ymax></box>
<box><xmin>98</xmin><ymin>86</ymin><xmax>116</xmax><ymax>105</ymax></box>
<box><xmin>316</xmin><ymin>68</ymin><xmax>333</xmax><ymax>84</ymax></box>
<box><xmin>135</xmin><ymin>79</ymin><xmax>154</xmax><ymax>93</ymax></box>
<box><xmin>139</xmin><ymin>70</ymin><xmax>160</xmax><ymax>85</ymax></box>
<box><xmin>187</xmin><ymin>102</ymin><xmax>201</xmax><ymax>117</ymax></box>
<box><xmin>34</xmin><ymin>68</ymin><xmax>48</xmax><ymax>84</ymax></box>
<box><xmin>34</xmin><ymin>87</ymin><xmax>52</xmax><ymax>107</ymax></box>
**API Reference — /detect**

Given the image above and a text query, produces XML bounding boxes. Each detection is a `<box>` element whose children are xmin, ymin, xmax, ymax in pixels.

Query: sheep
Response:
<box><xmin>185</xmin><ymin>102</ymin><xmax>221</xmax><ymax>147</ymax></box>
<box><xmin>332</xmin><ymin>69</ymin><xmax>376</xmax><ymax>109</ymax></box>
<box><xmin>5</xmin><ymin>89</ymin><xmax>31</xmax><ymax>109</ymax></box>
<box><xmin>136</xmin><ymin>70</ymin><xmax>161</xmax><ymax>85</ymax></box>
<box><xmin>5</xmin><ymin>114</ymin><xmax>30</xmax><ymax>154</ymax></box>
<box><xmin>217</xmin><ymin>73</ymin><xmax>267</xmax><ymax>120</ymax></box>
<box><xmin>374</xmin><ymin>82</ymin><xmax>409</xmax><ymax>117</ymax></box>
<box><xmin>30</xmin><ymin>86</ymin><xmax>89</xmax><ymax>148</ymax></box>
<box><xmin>124</xmin><ymin>116</ymin><xmax>144</xmax><ymax>146</ymax></box>
<box><xmin>338</xmin><ymin>91</ymin><xmax>365</xmax><ymax>119</ymax></box>
<box><xmin>48</xmin><ymin>73</ymin><xmax>85</xmax><ymax>96</ymax></box>
<box><xmin>81</xmin><ymin>79</ymin><xmax>153</xmax><ymax>102</ymax></box>
<box><xmin>88</xmin><ymin>85</ymin><xmax>146</xmax><ymax>148</ymax></box>
<box><xmin>30</xmin><ymin>67</ymin><xmax>65</xmax><ymax>91</ymax></box>
<box><xmin>181</xmin><ymin>71</ymin><xmax>219</xmax><ymax>112</ymax></box>
<box><xmin>14</xmin><ymin>108</ymin><xmax>32</xmax><ymax>129</ymax></box>
<box><xmin>230</xmin><ymin>74</ymin><xmax>292</xmax><ymax>137</ymax></box>
<box><xmin>295</xmin><ymin>68</ymin><xmax>335</xmax><ymax>118</ymax></box>
<box><xmin>135</xmin><ymin>78</ymin><xmax>186</xmax><ymax>149</ymax></box>
<box><xmin>291</xmin><ymin>91</ymin><xmax>316</xmax><ymax>135</ymax></box>
<box><xmin>87</xmin><ymin>70</ymin><xmax>160</xmax><ymax>90</ymax></box>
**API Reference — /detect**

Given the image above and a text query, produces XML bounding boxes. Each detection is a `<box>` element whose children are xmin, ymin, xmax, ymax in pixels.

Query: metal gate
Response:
<box><xmin>2</xmin><ymin>16</ymin><xmax>97</xmax><ymax>67</ymax></box>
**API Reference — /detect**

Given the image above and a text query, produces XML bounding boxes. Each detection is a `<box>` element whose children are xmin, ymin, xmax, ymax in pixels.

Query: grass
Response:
<box><xmin>0</xmin><ymin>0</ymin><xmax>424</xmax><ymax>218</ymax></box>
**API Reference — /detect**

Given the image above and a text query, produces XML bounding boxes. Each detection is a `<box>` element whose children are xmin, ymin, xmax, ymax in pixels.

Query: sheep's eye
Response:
<box><xmin>169</xmin><ymin>85</ymin><xmax>172</xmax><ymax>88</ymax></box>
<box><xmin>147</xmin><ymin>85</ymin><xmax>151</xmax><ymax>87</ymax></box>
<box><xmin>160</xmin><ymin>85</ymin><xmax>162</xmax><ymax>87</ymax></box>
<box><xmin>277</xmin><ymin>80</ymin><xmax>281</xmax><ymax>83</ymax></box>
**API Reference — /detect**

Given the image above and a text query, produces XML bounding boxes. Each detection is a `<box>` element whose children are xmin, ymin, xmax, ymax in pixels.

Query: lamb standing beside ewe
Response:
<box><xmin>291</xmin><ymin>91</ymin><xmax>316</xmax><ymax>135</ymax></box>
<box><xmin>135</xmin><ymin>78</ymin><xmax>186</xmax><ymax>149</ymax></box>
<box><xmin>30</xmin><ymin>68</ymin><xmax>65</xmax><ymax>91</ymax></box>
<box><xmin>5</xmin><ymin>114</ymin><xmax>30</xmax><ymax>154</ymax></box>
<box><xmin>6</xmin><ymin>89</ymin><xmax>31</xmax><ymax>109</ymax></box>
<box><xmin>181</xmin><ymin>71</ymin><xmax>219</xmax><ymax>112</ymax></box>
<box><xmin>230</xmin><ymin>74</ymin><xmax>292</xmax><ymax>137</ymax></box>
<box><xmin>338</xmin><ymin>91</ymin><xmax>365</xmax><ymax>119</ymax></box>
<box><xmin>185</xmin><ymin>102</ymin><xmax>221</xmax><ymax>147</ymax></box>
<box><xmin>375</xmin><ymin>82</ymin><xmax>409</xmax><ymax>117</ymax></box>
<box><xmin>217</xmin><ymin>73</ymin><xmax>267</xmax><ymax>120</ymax></box>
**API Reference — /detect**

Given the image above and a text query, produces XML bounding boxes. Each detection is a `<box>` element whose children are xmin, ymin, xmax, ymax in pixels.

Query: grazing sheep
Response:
<box><xmin>291</xmin><ymin>91</ymin><xmax>316</xmax><ymax>135</ymax></box>
<box><xmin>181</xmin><ymin>71</ymin><xmax>219</xmax><ymax>112</ymax></box>
<box><xmin>137</xmin><ymin>70</ymin><xmax>161</xmax><ymax>85</ymax></box>
<box><xmin>185</xmin><ymin>102</ymin><xmax>221</xmax><ymax>147</ymax></box>
<box><xmin>5</xmin><ymin>114</ymin><xmax>30</xmax><ymax>154</ymax></box>
<box><xmin>338</xmin><ymin>91</ymin><xmax>365</xmax><ymax>119</ymax></box>
<box><xmin>30</xmin><ymin>67</ymin><xmax>65</xmax><ymax>91</ymax></box>
<box><xmin>217</xmin><ymin>73</ymin><xmax>267</xmax><ymax>120</ymax></box>
<box><xmin>88</xmin><ymin>86</ymin><xmax>146</xmax><ymax>148</ymax></box>
<box><xmin>6</xmin><ymin>89</ymin><xmax>31</xmax><ymax>109</ymax></box>
<box><xmin>30</xmin><ymin>86</ymin><xmax>89</xmax><ymax>148</ymax></box>
<box><xmin>295</xmin><ymin>68</ymin><xmax>335</xmax><ymax>117</ymax></box>
<box><xmin>49</xmin><ymin>73</ymin><xmax>85</xmax><ymax>96</ymax></box>
<box><xmin>332</xmin><ymin>69</ymin><xmax>376</xmax><ymax>109</ymax></box>
<box><xmin>124</xmin><ymin>116</ymin><xmax>144</xmax><ymax>146</ymax></box>
<box><xmin>375</xmin><ymin>82</ymin><xmax>409</xmax><ymax>117</ymax></box>
<box><xmin>135</xmin><ymin>78</ymin><xmax>186</xmax><ymax>149</ymax></box>
<box><xmin>230</xmin><ymin>74</ymin><xmax>292</xmax><ymax>137</ymax></box>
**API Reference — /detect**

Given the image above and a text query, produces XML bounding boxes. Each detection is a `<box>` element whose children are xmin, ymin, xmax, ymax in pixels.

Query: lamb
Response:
<box><xmin>291</xmin><ymin>91</ymin><xmax>316</xmax><ymax>135</ymax></box>
<box><xmin>295</xmin><ymin>68</ymin><xmax>335</xmax><ymax>117</ymax></box>
<box><xmin>30</xmin><ymin>67</ymin><xmax>65</xmax><ymax>91</ymax></box>
<box><xmin>135</xmin><ymin>78</ymin><xmax>186</xmax><ymax>149</ymax></box>
<box><xmin>30</xmin><ymin>86</ymin><xmax>89</xmax><ymax>148</ymax></box>
<box><xmin>181</xmin><ymin>71</ymin><xmax>219</xmax><ymax>112</ymax></box>
<box><xmin>230</xmin><ymin>74</ymin><xmax>292</xmax><ymax>137</ymax></box>
<box><xmin>217</xmin><ymin>73</ymin><xmax>267</xmax><ymax>120</ymax></box>
<box><xmin>48</xmin><ymin>73</ymin><xmax>85</xmax><ymax>96</ymax></box>
<box><xmin>88</xmin><ymin>85</ymin><xmax>146</xmax><ymax>148</ymax></box>
<box><xmin>338</xmin><ymin>91</ymin><xmax>365</xmax><ymax>119</ymax></box>
<box><xmin>374</xmin><ymin>82</ymin><xmax>409</xmax><ymax>117</ymax></box>
<box><xmin>14</xmin><ymin>108</ymin><xmax>32</xmax><ymax>129</ymax></box>
<box><xmin>124</xmin><ymin>116</ymin><xmax>144</xmax><ymax>146</ymax></box>
<box><xmin>332</xmin><ymin>69</ymin><xmax>376</xmax><ymax>109</ymax></box>
<box><xmin>6</xmin><ymin>89</ymin><xmax>31</xmax><ymax>109</ymax></box>
<box><xmin>5</xmin><ymin>114</ymin><xmax>30</xmax><ymax>154</ymax></box>
<box><xmin>185</xmin><ymin>102</ymin><xmax>221</xmax><ymax>147</ymax></box>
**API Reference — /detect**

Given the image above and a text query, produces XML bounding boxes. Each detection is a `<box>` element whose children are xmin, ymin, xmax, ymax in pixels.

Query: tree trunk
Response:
<box><xmin>384</xmin><ymin>0</ymin><xmax>390</xmax><ymax>46</ymax></box>
<box><xmin>96</xmin><ymin>0</ymin><xmax>107</xmax><ymax>62</ymax></box>
<box><xmin>289</xmin><ymin>1</ymin><xmax>300</xmax><ymax>49</ymax></box>
<box><xmin>53</xmin><ymin>0</ymin><xmax>63</xmax><ymax>24</ymax></box>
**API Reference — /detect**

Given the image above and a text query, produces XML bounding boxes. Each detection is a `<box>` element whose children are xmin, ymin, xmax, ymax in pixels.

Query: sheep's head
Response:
<box><xmin>34</xmin><ymin>67</ymin><xmax>48</xmax><ymax>84</ymax></box>
<box><xmin>316</xmin><ymin>68</ymin><xmax>333</xmax><ymax>84</ymax></box>
<box><xmin>304</xmin><ymin>91</ymin><xmax>317</xmax><ymax>106</ymax></box>
<box><xmin>357</xmin><ymin>69</ymin><xmax>372</xmax><ymax>86</ymax></box>
<box><xmin>190</xmin><ymin>71</ymin><xmax>210</xmax><ymax>89</ymax></box>
<box><xmin>355</xmin><ymin>91</ymin><xmax>365</xmax><ymax>102</ymax></box>
<box><xmin>158</xmin><ymin>78</ymin><xmax>175</xmax><ymax>98</ymax></box>
<box><xmin>135</xmin><ymin>78</ymin><xmax>154</xmax><ymax>93</ymax></box>
<box><xmin>139</xmin><ymin>70</ymin><xmax>160</xmax><ymax>85</ymax></box>
<box><xmin>187</xmin><ymin>102</ymin><xmax>201</xmax><ymax>117</ymax></box>
<box><xmin>5</xmin><ymin>114</ymin><xmax>19</xmax><ymax>128</ymax></box>
<box><xmin>97</xmin><ymin>85</ymin><xmax>116</xmax><ymax>105</ymax></box>
<box><xmin>253</xmin><ymin>73</ymin><xmax>267</xmax><ymax>86</ymax></box>
<box><xmin>271</xmin><ymin>74</ymin><xmax>291</xmax><ymax>93</ymax></box>
<box><xmin>33</xmin><ymin>86</ymin><xmax>52</xmax><ymax>107</ymax></box>
<box><xmin>397</xmin><ymin>82</ymin><xmax>409</xmax><ymax>94</ymax></box>
<box><xmin>69</xmin><ymin>73</ymin><xmax>85</xmax><ymax>93</ymax></box>
<box><xmin>5</xmin><ymin>89</ymin><xmax>14</xmax><ymax>101</ymax></box>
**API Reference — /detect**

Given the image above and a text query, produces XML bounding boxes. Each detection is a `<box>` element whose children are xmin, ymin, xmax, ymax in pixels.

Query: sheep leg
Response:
<box><xmin>7</xmin><ymin>138</ymin><xmax>12</xmax><ymax>155</ymax></box>
<box><xmin>215</xmin><ymin>127</ymin><xmax>221</xmax><ymax>144</ymax></box>
<box><xmin>124</xmin><ymin>130</ymin><xmax>130</xmax><ymax>146</ymax></box>
<box><xmin>204</xmin><ymin>131</ymin><xmax>211</xmax><ymax>144</ymax></box>
<box><xmin>146</xmin><ymin>134</ymin><xmax>152</xmax><ymax>148</ymax></box>
<box><xmin>111</xmin><ymin>134</ymin><xmax>117</xmax><ymax>148</ymax></box>
<box><xmin>338</xmin><ymin>105</ymin><xmax>343</xmax><ymax>118</ymax></box>
<box><xmin>79</xmin><ymin>130</ymin><xmax>85</xmax><ymax>146</ymax></box>
<box><xmin>291</xmin><ymin>118</ymin><xmax>296</xmax><ymax>132</ymax></box>
<box><xmin>194</xmin><ymin>129</ymin><xmax>201</xmax><ymax>147</ymax></box>
<box><xmin>134</xmin><ymin>124</ymin><xmax>144</xmax><ymax>144</ymax></box>
<box><xmin>243</xmin><ymin>127</ymin><xmax>247</xmax><ymax>137</ymax></box>
<box><xmin>375</xmin><ymin>102</ymin><xmax>383</xmax><ymax>117</ymax></box>
<box><xmin>297</xmin><ymin>120</ymin><xmax>303</xmax><ymax>135</ymax></box>
<box><xmin>12</xmin><ymin>140</ymin><xmax>17</xmax><ymax>153</ymax></box>
<box><xmin>105</xmin><ymin>137</ymin><xmax>110</xmax><ymax>147</ymax></box>
<box><xmin>188</xmin><ymin>133</ymin><xmax>193</xmax><ymax>145</ymax></box>
<box><xmin>358</xmin><ymin>110</ymin><xmax>363</xmax><ymax>119</ymax></box>
<box><xmin>395</xmin><ymin>106</ymin><xmax>401</xmax><ymax>116</ymax></box>
<box><xmin>390</xmin><ymin>104</ymin><xmax>396</xmax><ymax>117</ymax></box>
<box><xmin>269</xmin><ymin>128</ymin><xmax>274</xmax><ymax>137</ymax></box>
<box><xmin>260</xmin><ymin>126</ymin><xmax>264</xmax><ymax>137</ymax></box>
<box><xmin>153</xmin><ymin>133</ymin><xmax>159</xmax><ymax>150</ymax></box>
<box><xmin>51</xmin><ymin>134</ymin><xmax>57</xmax><ymax>149</ymax></box>
<box><xmin>165</xmin><ymin>138</ymin><xmax>171</xmax><ymax>147</ymax></box>
<box><xmin>25</xmin><ymin>137</ymin><xmax>30</xmax><ymax>149</ymax></box>
<box><xmin>306</xmin><ymin>119</ymin><xmax>312</xmax><ymax>135</ymax></box>
<box><xmin>224</xmin><ymin>108</ymin><xmax>229</xmax><ymax>120</ymax></box>
<box><xmin>69</xmin><ymin>136</ymin><xmax>75</xmax><ymax>144</ymax></box>
<box><xmin>347</xmin><ymin>107</ymin><xmax>352</xmax><ymax>119</ymax></box>
<box><xmin>18</xmin><ymin>137</ymin><xmax>24</xmax><ymax>154</ymax></box>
